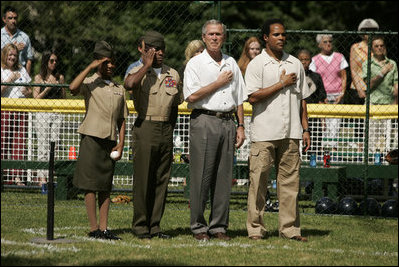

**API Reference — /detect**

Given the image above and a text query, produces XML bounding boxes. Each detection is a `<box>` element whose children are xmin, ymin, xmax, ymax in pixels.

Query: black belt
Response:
<box><xmin>192</xmin><ymin>109</ymin><xmax>234</xmax><ymax>120</ymax></box>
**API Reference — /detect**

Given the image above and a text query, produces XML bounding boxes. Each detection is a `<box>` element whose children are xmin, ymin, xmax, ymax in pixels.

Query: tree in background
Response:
<box><xmin>2</xmin><ymin>1</ymin><xmax>397</xmax><ymax>88</ymax></box>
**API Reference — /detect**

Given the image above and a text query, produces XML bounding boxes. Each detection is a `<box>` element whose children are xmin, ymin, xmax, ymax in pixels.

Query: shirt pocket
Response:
<box><xmin>249</xmin><ymin>145</ymin><xmax>270</xmax><ymax>173</ymax></box>
<box><xmin>165</xmin><ymin>86</ymin><xmax>178</xmax><ymax>96</ymax></box>
<box><xmin>112</xmin><ymin>90</ymin><xmax>125</xmax><ymax>116</ymax></box>
<box><xmin>141</xmin><ymin>79</ymin><xmax>159</xmax><ymax>95</ymax></box>
<box><xmin>250</xmin><ymin>147</ymin><xmax>260</xmax><ymax>157</ymax></box>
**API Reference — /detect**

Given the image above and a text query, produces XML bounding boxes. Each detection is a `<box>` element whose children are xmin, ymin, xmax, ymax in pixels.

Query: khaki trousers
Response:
<box><xmin>246</xmin><ymin>139</ymin><xmax>301</xmax><ymax>238</ymax></box>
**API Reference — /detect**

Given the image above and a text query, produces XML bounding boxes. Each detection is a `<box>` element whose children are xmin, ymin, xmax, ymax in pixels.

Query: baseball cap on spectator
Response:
<box><xmin>142</xmin><ymin>30</ymin><xmax>165</xmax><ymax>49</ymax></box>
<box><xmin>358</xmin><ymin>19</ymin><xmax>379</xmax><ymax>31</ymax></box>
<box><xmin>93</xmin><ymin>40</ymin><xmax>113</xmax><ymax>59</ymax></box>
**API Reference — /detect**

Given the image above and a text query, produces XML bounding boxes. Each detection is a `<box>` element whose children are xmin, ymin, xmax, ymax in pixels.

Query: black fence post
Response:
<box><xmin>46</xmin><ymin>141</ymin><xmax>55</xmax><ymax>240</ymax></box>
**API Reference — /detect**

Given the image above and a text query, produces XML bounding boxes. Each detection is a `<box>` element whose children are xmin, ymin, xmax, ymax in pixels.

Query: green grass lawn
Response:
<box><xmin>1</xmin><ymin>191</ymin><xmax>397</xmax><ymax>266</ymax></box>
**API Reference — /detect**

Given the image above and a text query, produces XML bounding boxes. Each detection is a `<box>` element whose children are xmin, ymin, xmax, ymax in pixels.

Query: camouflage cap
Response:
<box><xmin>142</xmin><ymin>30</ymin><xmax>165</xmax><ymax>49</ymax></box>
<box><xmin>93</xmin><ymin>40</ymin><xmax>113</xmax><ymax>59</ymax></box>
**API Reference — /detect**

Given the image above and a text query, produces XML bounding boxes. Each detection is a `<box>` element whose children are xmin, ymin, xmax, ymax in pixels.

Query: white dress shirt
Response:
<box><xmin>183</xmin><ymin>49</ymin><xmax>247</xmax><ymax>112</ymax></box>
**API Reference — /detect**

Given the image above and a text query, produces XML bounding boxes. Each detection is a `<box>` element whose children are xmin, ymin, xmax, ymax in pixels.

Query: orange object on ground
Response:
<box><xmin>69</xmin><ymin>146</ymin><xmax>77</xmax><ymax>160</ymax></box>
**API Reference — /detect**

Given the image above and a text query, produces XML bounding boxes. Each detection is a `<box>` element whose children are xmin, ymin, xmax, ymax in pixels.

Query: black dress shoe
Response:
<box><xmin>88</xmin><ymin>229</ymin><xmax>102</xmax><ymax>238</ymax></box>
<box><xmin>137</xmin><ymin>233</ymin><xmax>152</xmax><ymax>239</ymax></box>
<box><xmin>151</xmin><ymin>232</ymin><xmax>171</xmax><ymax>239</ymax></box>
<box><xmin>100</xmin><ymin>229</ymin><xmax>121</xmax><ymax>240</ymax></box>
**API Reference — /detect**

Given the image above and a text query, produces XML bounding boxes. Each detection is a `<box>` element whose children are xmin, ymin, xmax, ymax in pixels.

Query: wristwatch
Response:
<box><xmin>303</xmin><ymin>128</ymin><xmax>310</xmax><ymax>134</ymax></box>
<box><xmin>238</xmin><ymin>123</ymin><xmax>245</xmax><ymax>129</ymax></box>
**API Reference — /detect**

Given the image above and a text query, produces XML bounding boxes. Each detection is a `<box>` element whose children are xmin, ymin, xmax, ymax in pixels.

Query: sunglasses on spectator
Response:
<box><xmin>49</xmin><ymin>59</ymin><xmax>57</xmax><ymax>64</ymax></box>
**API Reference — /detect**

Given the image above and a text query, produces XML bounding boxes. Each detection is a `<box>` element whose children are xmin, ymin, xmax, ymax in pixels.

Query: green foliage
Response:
<box><xmin>2</xmin><ymin>1</ymin><xmax>216</xmax><ymax>83</ymax></box>
<box><xmin>1</xmin><ymin>1</ymin><xmax>397</xmax><ymax>87</ymax></box>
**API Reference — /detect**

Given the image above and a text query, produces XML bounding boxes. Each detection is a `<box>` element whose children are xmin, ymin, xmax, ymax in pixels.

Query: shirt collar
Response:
<box><xmin>261</xmin><ymin>49</ymin><xmax>293</xmax><ymax>65</ymax></box>
<box><xmin>371</xmin><ymin>56</ymin><xmax>389</xmax><ymax>65</ymax></box>
<box><xmin>202</xmin><ymin>49</ymin><xmax>229</xmax><ymax>66</ymax></box>
<box><xmin>1</xmin><ymin>27</ymin><xmax>20</xmax><ymax>38</ymax></box>
<box><xmin>145</xmin><ymin>64</ymin><xmax>171</xmax><ymax>76</ymax></box>
<box><xmin>92</xmin><ymin>72</ymin><xmax>119</xmax><ymax>87</ymax></box>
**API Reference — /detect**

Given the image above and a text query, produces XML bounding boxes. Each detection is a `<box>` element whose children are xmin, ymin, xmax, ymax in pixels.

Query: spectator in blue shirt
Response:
<box><xmin>124</xmin><ymin>36</ymin><xmax>144</xmax><ymax>100</ymax></box>
<box><xmin>1</xmin><ymin>6</ymin><xmax>33</xmax><ymax>75</ymax></box>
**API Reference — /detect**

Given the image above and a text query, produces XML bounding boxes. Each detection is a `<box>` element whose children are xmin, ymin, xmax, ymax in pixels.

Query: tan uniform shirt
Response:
<box><xmin>245</xmin><ymin>49</ymin><xmax>311</xmax><ymax>142</ymax></box>
<box><xmin>77</xmin><ymin>73</ymin><xmax>129</xmax><ymax>141</ymax></box>
<box><xmin>129</xmin><ymin>63</ymin><xmax>183</xmax><ymax>121</ymax></box>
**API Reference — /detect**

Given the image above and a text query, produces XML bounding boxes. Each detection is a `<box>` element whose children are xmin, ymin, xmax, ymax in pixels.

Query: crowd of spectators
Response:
<box><xmin>1</xmin><ymin>5</ymin><xmax>398</xmax><ymax>186</ymax></box>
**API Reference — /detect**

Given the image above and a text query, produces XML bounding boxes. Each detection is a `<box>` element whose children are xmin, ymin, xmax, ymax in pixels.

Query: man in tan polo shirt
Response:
<box><xmin>245</xmin><ymin>19</ymin><xmax>311</xmax><ymax>242</ymax></box>
<box><xmin>125</xmin><ymin>31</ymin><xmax>183</xmax><ymax>239</ymax></box>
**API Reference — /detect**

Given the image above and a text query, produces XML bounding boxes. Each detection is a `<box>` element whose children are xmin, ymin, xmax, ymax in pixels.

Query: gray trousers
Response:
<box><xmin>189</xmin><ymin>113</ymin><xmax>236</xmax><ymax>235</ymax></box>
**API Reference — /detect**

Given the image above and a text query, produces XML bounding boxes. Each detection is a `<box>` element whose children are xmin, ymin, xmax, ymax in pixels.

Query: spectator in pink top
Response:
<box><xmin>310</xmin><ymin>33</ymin><xmax>349</xmax><ymax>150</ymax></box>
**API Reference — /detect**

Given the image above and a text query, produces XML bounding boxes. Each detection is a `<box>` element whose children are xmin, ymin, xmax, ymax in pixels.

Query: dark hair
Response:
<box><xmin>40</xmin><ymin>51</ymin><xmax>60</xmax><ymax>80</ymax></box>
<box><xmin>297</xmin><ymin>48</ymin><xmax>311</xmax><ymax>58</ymax></box>
<box><xmin>3</xmin><ymin>6</ymin><xmax>17</xmax><ymax>17</ymax></box>
<box><xmin>261</xmin><ymin>18</ymin><xmax>285</xmax><ymax>37</ymax></box>
<box><xmin>371</xmin><ymin>35</ymin><xmax>384</xmax><ymax>44</ymax></box>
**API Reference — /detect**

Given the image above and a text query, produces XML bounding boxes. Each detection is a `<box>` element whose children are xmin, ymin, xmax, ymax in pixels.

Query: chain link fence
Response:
<box><xmin>1</xmin><ymin>1</ymin><xmax>398</xmax><ymax>216</ymax></box>
<box><xmin>227</xmin><ymin>29</ymin><xmax>398</xmax><ymax>161</ymax></box>
<box><xmin>1</xmin><ymin>0</ymin><xmax>217</xmax><ymax>186</ymax></box>
<box><xmin>227</xmin><ymin>29</ymin><xmax>398</xmax><ymax>216</ymax></box>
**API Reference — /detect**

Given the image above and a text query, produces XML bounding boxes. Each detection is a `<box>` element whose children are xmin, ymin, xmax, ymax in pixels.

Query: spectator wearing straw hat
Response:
<box><xmin>348</xmin><ymin>18</ymin><xmax>380</xmax><ymax>104</ymax></box>
<box><xmin>70</xmin><ymin>40</ymin><xmax>128</xmax><ymax>240</ymax></box>
<box><xmin>345</xmin><ymin>19</ymin><xmax>380</xmax><ymax>152</ymax></box>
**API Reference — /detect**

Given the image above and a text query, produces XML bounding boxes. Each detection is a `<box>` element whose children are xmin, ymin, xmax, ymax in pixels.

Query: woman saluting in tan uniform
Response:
<box><xmin>69</xmin><ymin>41</ymin><xmax>128</xmax><ymax>240</ymax></box>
